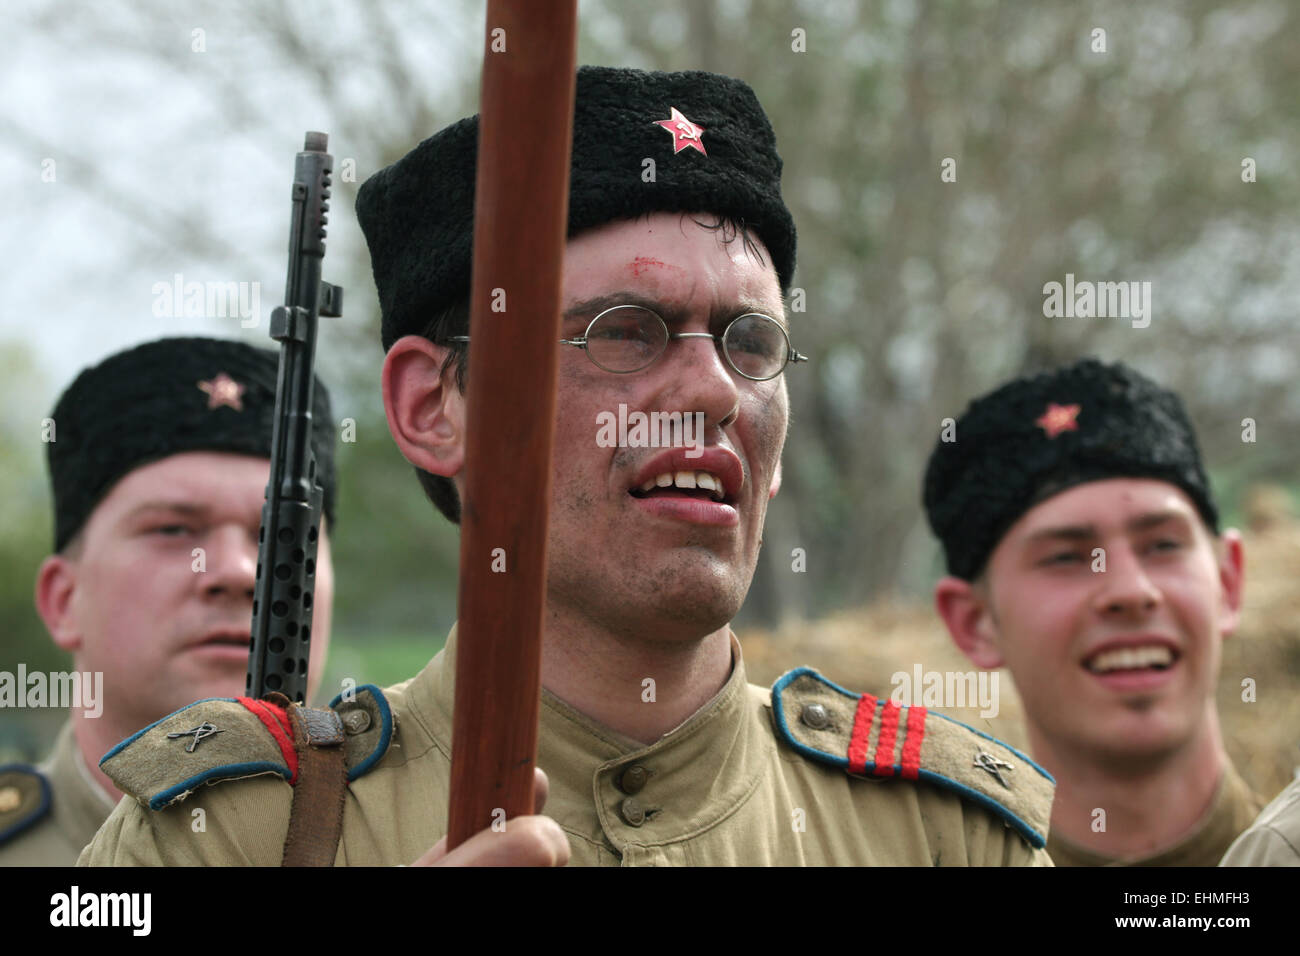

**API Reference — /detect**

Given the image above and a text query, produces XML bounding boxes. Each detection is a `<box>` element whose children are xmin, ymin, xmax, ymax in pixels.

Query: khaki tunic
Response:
<box><xmin>82</xmin><ymin>628</ymin><xmax>1054</xmax><ymax>866</ymax></box>
<box><xmin>1220</xmin><ymin>774</ymin><xmax>1300</xmax><ymax>866</ymax></box>
<box><xmin>1047</xmin><ymin>761</ymin><xmax>1265</xmax><ymax>867</ymax></box>
<box><xmin>0</xmin><ymin>721</ymin><xmax>117</xmax><ymax>866</ymax></box>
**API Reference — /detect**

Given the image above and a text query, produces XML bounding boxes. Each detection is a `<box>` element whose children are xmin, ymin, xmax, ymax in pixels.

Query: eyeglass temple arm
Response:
<box><xmin>452</xmin><ymin>335</ymin><xmax>590</xmax><ymax>347</ymax></box>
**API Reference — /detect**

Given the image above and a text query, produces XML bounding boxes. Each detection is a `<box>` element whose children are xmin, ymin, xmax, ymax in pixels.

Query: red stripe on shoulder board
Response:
<box><xmin>900</xmin><ymin>705</ymin><xmax>927</xmax><ymax>780</ymax></box>
<box><xmin>847</xmin><ymin>693</ymin><xmax>877</xmax><ymax>775</ymax></box>
<box><xmin>872</xmin><ymin>700</ymin><xmax>901</xmax><ymax>777</ymax></box>
<box><xmin>238</xmin><ymin>697</ymin><xmax>299</xmax><ymax>785</ymax></box>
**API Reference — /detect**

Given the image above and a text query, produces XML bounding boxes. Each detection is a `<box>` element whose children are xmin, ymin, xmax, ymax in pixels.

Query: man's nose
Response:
<box><xmin>1091</xmin><ymin>543</ymin><xmax>1162</xmax><ymax>618</ymax></box>
<box><xmin>660</xmin><ymin>333</ymin><xmax>742</xmax><ymax>426</ymax></box>
<box><xmin>200</xmin><ymin>525</ymin><xmax>258</xmax><ymax>600</ymax></box>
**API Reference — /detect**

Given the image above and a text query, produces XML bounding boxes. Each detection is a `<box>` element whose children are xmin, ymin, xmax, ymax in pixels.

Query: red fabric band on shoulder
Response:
<box><xmin>900</xmin><ymin>705</ymin><xmax>927</xmax><ymax>780</ymax></box>
<box><xmin>847</xmin><ymin>693</ymin><xmax>876</xmax><ymax>775</ymax></box>
<box><xmin>239</xmin><ymin>696</ymin><xmax>299</xmax><ymax>785</ymax></box>
<box><xmin>872</xmin><ymin>700</ymin><xmax>901</xmax><ymax>777</ymax></box>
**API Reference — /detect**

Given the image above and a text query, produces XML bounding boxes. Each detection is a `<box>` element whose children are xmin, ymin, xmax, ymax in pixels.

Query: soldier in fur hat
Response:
<box><xmin>925</xmin><ymin>357</ymin><xmax>1266</xmax><ymax>865</ymax></box>
<box><xmin>0</xmin><ymin>337</ymin><xmax>338</xmax><ymax>865</ymax></box>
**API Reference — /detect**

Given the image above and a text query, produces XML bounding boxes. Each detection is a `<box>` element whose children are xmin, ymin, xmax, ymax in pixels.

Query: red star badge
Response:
<box><xmin>198</xmin><ymin>372</ymin><xmax>245</xmax><ymax>411</ymax></box>
<box><xmin>654</xmin><ymin>107</ymin><xmax>707</xmax><ymax>155</ymax></box>
<box><xmin>1036</xmin><ymin>402</ymin><xmax>1080</xmax><ymax>438</ymax></box>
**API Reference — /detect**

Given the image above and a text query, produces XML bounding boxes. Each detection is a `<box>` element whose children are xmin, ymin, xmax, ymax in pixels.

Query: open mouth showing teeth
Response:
<box><xmin>1084</xmin><ymin>645</ymin><xmax>1177</xmax><ymax>674</ymax></box>
<box><xmin>629</xmin><ymin>470</ymin><xmax>729</xmax><ymax>503</ymax></box>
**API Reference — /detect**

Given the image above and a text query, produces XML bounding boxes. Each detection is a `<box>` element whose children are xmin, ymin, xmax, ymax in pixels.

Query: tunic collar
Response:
<box><xmin>39</xmin><ymin>720</ymin><xmax>118</xmax><ymax>850</ymax></box>
<box><xmin>1046</xmin><ymin>759</ymin><xmax>1265</xmax><ymax>866</ymax></box>
<box><xmin>414</xmin><ymin>624</ymin><xmax>772</xmax><ymax>855</ymax></box>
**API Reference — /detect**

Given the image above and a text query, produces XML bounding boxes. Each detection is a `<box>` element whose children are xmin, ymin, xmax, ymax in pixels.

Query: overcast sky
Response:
<box><xmin>1</xmin><ymin>0</ymin><xmax>482</xmax><ymax>411</ymax></box>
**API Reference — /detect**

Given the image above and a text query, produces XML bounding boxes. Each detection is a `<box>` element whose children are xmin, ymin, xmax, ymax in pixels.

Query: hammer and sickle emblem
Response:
<box><xmin>167</xmin><ymin>721</ymin><xmax>225</xmax><ymax>753</ymax></box>
<box><xmin>973</xmin><ymin>750</ymin><xmax>1014</xmax><ymax>788</ymax></box>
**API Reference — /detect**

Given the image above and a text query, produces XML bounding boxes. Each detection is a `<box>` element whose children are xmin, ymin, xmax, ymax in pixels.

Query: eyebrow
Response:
<box><xmin>564</xmin><ymin>291</ymin><xmax>786</xmax><ymax>328</ymax></box>
<box><xmin>1024</xmin><ymin>510</ymin><xmax>1191</xmax><ymax>544</ymax></box>
<box><xmin>122</xmin><ymin>501</ymin><xmax>212</xmax><ymax>523</ymax></box>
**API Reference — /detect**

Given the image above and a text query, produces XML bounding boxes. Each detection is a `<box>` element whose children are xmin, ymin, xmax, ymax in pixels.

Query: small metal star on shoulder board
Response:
<box><xmin>167</xmin><ymin>721</ymin><xmax>224</xmax><ymax>753</ymax></box>
<box><xmin>973</xmin><ymin>750</ymin><xmax>1014</xmax><ymax>788</ymax></box>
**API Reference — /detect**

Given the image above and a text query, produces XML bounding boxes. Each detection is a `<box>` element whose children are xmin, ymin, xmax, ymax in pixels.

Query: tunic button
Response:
<box><xmin>801</xmin><ymin>702</ymin><xmax>830</xmax><ymax>730</ymax></box>
<box><xmin>341</xmin><ymin>709</ymin><xmax>371</xmax><ymax>735</ymax></box>
<box><xmin>619</xmin><ymin>765</ymin><xmax>648</xmax><ymax>794</ymax></box>
<box><xmin>621</xmin><ymin>797</ymin><xmax>646</xmax><ymax>826</ymax></box>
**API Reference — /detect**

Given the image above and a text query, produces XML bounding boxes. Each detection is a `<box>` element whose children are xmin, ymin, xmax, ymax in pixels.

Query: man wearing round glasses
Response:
<box><xmin>83</xmin><ymin>67</ymin><xmax>1052</xmax><ymax>867</ymax></box>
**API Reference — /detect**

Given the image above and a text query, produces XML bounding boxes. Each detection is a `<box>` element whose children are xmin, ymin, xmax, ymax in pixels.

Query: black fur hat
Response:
<box><xmin>923</xmin><ymin>358</ymin><xmax>1219</xmax><ymax>580</ymax></box>
<box><xmin>357</xmin><ymin>65</ymin><xmax>797</xmax><ymax>351</ymax></box>
<box><xmin>47</xmin><ymin>336</ymin><xmax>336</xmax><ymax>551</ymax></box>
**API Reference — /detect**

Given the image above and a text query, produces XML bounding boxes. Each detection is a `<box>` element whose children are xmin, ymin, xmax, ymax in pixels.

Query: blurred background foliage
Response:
<box><xmin>3</xmin><ymin>0</ymin><xmax>1298</xmax><ymax>762</ymax></box>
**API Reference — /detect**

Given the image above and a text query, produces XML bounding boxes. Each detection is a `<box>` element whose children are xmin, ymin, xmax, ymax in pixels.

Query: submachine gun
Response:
<box><xmin>247</xmin><ymin>131</ymin><xmax>342</xmax><ymax>704</ymax></box>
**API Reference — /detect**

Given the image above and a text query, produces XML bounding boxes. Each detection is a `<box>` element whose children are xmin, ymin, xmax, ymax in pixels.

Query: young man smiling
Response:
<box><xmin>925</xmin><ymin>358</ymin><xmax>1266</xmax><ymax>865</ymax></box>
<box><xmin>82</xmin><ymin>67</ymin><xmax>1053</xmax><ymax>867</ymax></box>
<box><xmin>0</xmin><ymin>337</ymin><xmax>338</xmax><ymax>865</ymax></box>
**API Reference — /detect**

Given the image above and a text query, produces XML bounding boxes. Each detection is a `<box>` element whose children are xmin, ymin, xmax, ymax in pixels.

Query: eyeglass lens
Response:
<box><xmin>724</xmin><ymin>314</ymin><xmax>788</xmax><ymax>380</ymax></box>
<box><xmin>584</xmin><ymin>307</ymin><xmax>663</xmax><ymax>372</ymax></box>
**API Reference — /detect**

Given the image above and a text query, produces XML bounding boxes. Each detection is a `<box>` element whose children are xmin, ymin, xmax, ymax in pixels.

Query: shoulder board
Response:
<box><xmin>0</xmin><ymin>764</ymin><xmax>52</xmax><ymax>845</ymax></box>
<box><xmin>100</xmin><ymin>685</ymin><xmax>394</xmax><ymax>811</ymax></box>
<box><xmin>329</xmin><ymin>684</ymin><xmax>395</xmax><ymax>782</ymax></box>
<box><xmin>771</xmin><ymin>667</ymin><xmax>1055</xmax><ymax>849</ymax></box>
<box><xmin>101</xmin><ymin>697</ymin><xmax>294</xmax><ymax>810</ymax></box>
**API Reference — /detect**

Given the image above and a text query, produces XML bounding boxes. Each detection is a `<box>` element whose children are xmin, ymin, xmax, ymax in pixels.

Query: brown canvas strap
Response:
<box><xmin>279</xmin><ymin>699</ymin><xmax>348</xmax><ymax>867</ymax></box>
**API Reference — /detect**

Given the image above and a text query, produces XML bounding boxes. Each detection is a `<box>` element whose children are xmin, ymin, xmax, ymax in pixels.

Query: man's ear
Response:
<box><xmin>35</xmin><ymin>554</ymin><xmax>82</xmax><ymax>654</ymax></box>
<box><xmin>768</xmin><ymin>457</ymin><xmax>782</xmax><ymax>500</ymax></box>
<box><xmin>1215</xmin><ymin>528</ymin><xmax>1245</xmax><ymax>638</ymax></box>
<box><xmin>934</xmin><ymin>576</ymin><xmax>1004</xmax><ymax>669</ymax></box>
<box><xmin>381</xmin><ymin>336</ymin><xmax>466</xmax><ymax>478</ymax></box>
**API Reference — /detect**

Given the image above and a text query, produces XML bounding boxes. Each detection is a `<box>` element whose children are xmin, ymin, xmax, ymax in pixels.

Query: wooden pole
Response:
<box><xmin>446</xmin><ymin>0</ymin><xmax>578</xmax><ymax>849</ymax></box>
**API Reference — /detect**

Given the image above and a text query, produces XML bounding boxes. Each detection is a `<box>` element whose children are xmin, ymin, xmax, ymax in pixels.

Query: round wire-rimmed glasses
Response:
<box><xmin>449</xmin><ymin>304</ymin><xmax>809</xmax><ymax>382</ymax></box>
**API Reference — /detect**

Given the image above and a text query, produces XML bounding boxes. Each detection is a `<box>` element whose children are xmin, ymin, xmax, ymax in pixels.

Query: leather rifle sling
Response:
<box><xmin>275</xmin><ymin>694</ymin><xmax>348</xmax><ymax>867</ymax></box>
